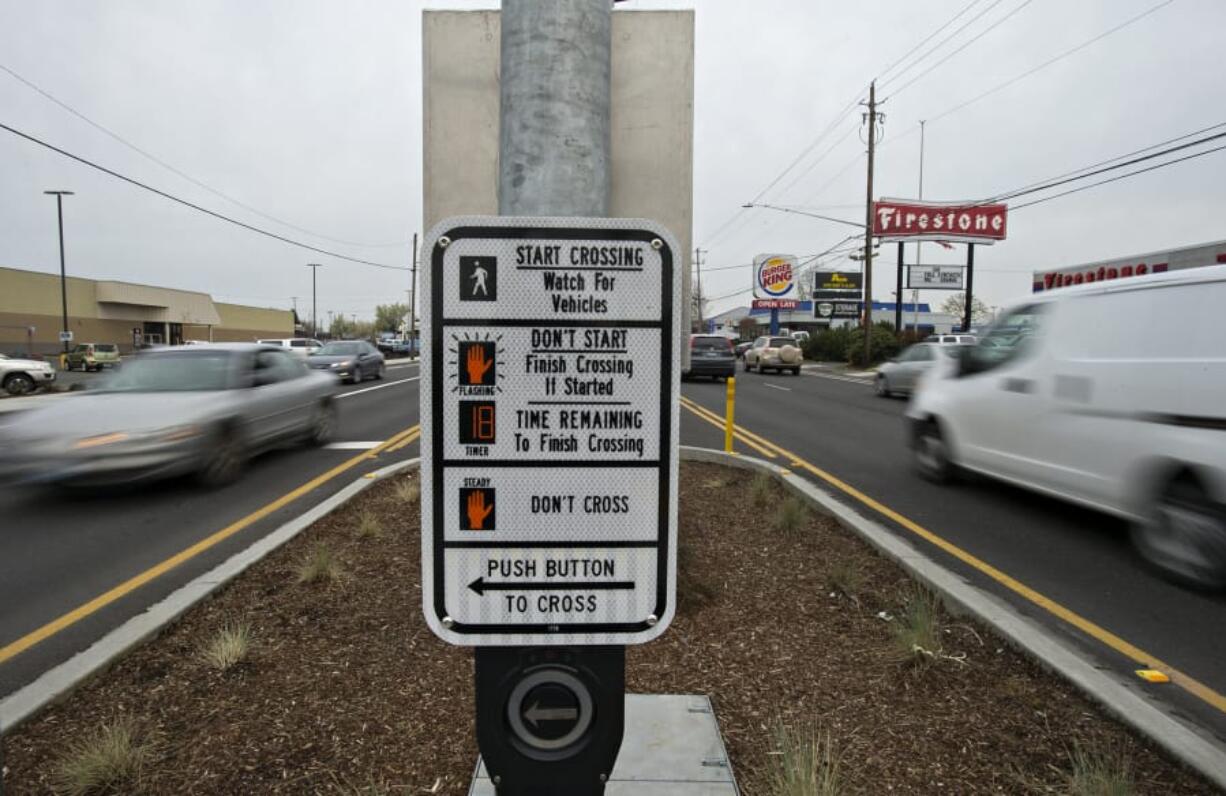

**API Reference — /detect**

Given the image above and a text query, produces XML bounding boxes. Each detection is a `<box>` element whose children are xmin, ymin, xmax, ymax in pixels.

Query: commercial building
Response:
<box><xmin>746</xmin><ymin>300</ymin><xmax>959</xmax><ymax>335</ymax></box>
<box><xmin>0</xmin><ymin>265</ymin><xmax>294</xmax><ymax>356</ymax></box>
<box><xmin>1032</xmin><ymin>238</ymin><xmax>1226</xmax><ymax>292</ymax></box>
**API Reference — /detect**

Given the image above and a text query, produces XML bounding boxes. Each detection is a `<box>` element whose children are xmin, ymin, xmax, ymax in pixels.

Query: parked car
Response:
<box><xmin>0</xmin><ymin>353</ymin><xmax>56</xmax><ymax>396</ymax></box>
<box><xmin>257</xmin><ymin>338</ymin><xmax>323</xmax><ymax>358</ymax></box>
<box><xmin>0</xmin><ymin>344</ymin><xmax>338</xmax><ymax>486</ymax></box>
<box><xmin>682</xmin><ymin>334</ymin><xmax>737</xmax><ymax>381</ymax></box>
<box><xmin>925</xmin><ymin>333</ymin><xmax>977</xmax><ymax>345</ymax></box>
<box><xmin>875</xmin><ymin>342</ymin><xmax>970</xmax><ymax>398</ymax></box>
<box><xmin>907</xmin><ymin>265</ymin><xmax>1226</xmax><ymax>588</ymax></box>
<box><xmin>307</xmin><ymin>340</ymin><xmax>385</xmax><ymax>384</ymax></box>
<box><xmin>743</xmin><ymin>336</ymin><xmax>803</xmax><ymax>375</ymax></box>
<box><xmin>65</xmin><ymin>343</ymin><xmax>121</xmax><ymax>371</ymax></box>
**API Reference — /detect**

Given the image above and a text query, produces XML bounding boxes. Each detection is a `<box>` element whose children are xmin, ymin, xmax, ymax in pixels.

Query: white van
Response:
<box><xmin>907</xmin><ymin>265</ymin><xmax>1226</xmax><ymax>588</ymax></box>
<box><xmin>257</xmin><ymin>338</ymin><xmax>323</xmax><ymax>358</ymax></box>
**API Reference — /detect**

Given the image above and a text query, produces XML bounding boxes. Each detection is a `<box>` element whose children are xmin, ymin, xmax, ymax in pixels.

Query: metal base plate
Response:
<box><xmin>469</xmin><ymin>694</ymin><xmax>739</xmax><ymax>795</ymax></box>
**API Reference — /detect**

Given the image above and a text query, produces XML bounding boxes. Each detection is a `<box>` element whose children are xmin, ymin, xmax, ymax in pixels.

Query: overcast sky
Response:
<box><xmin>2</xmin><ymin>0</ymin><xmax>1223</xmax><ymax>323</ymax></box>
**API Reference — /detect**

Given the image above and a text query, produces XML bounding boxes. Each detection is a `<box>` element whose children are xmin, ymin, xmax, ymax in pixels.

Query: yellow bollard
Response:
<box><xmin>724</xmin><ymin>376</ymin><xmax>736</xmax><ymax>453</ymax></box>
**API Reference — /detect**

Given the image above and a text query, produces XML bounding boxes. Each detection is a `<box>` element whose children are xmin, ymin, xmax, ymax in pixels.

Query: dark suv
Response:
<box><xmin>682</xmin><ymin>335</ymin><xmax>736</xmax><ymax>381</ymax></box>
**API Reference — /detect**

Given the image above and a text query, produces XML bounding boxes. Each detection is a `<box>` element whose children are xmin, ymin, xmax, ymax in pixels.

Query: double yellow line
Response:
<box><xmin>679</xmin><ymin>395</ymin><xmax>1226</xmax><ymax>715</ymax></box>
<box><xmin>0</xmin><ymin>424</ymin><xmax>420</xmax><ymax>666</ymax></box>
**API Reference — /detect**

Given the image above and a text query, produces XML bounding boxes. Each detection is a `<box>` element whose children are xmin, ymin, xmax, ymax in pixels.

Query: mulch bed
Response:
<box><xmin>0</xmin><ymin>462</ymin><xmax>1216</xmax><ymax>794</ymax></box>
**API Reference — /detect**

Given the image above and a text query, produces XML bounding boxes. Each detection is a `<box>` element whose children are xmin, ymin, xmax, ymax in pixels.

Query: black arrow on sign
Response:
<box><xmin>467</xmin><ymin>577</ymin><xmax>635</xmax><ymax>596</ymax></box>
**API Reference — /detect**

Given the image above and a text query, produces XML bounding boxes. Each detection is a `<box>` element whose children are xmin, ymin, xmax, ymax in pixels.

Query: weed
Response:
<box><xmin>296</xmin><ymin>543</ymin><xmax>344</xmax><ymax>585</ymax></box>
<box><xmin>1067</xmin><ymin>741</ymin><xmax>1135</xmax><ymax>796</ymax></box>
<box><xmin>200</xmin><ymin>621</ymin><xmax>251</xmax><ymax>671</ymax></box>
<box><xmin>773</xmin><ymin>496</ymin><xmax>809</xmax><ymax>535</ymax></box>
<box><xmin>890</xmin><ymin>586</ymin><xmax>943</xmax><ymax>666</ymax></box>
<box><xmin>395</xmin><ymin>478</ymin><xmax>420</xmax><ymax>505</ymax></box>
<box><xmin>50</xmin><ymin>717</ymin><xmax>156</xmax><ymax>796</ymax></box>
<box><xmin>357</xmin><ymin>510</ymin><xmax>385</xmax><ymax>539</ymax></box>
<box><xmin>767</xmin><ymin>718</ymin><xmax>842</xmax><ymax>796</ymax></box>
<box><xmin>750</xmin><ymin>472</ymin><xmax>774</xmax><ymax>506</ymax></box>
<box><xmin>828</xmin><ymin>560</ymin><xmax>863</xmax><ymax>604</ymax></box>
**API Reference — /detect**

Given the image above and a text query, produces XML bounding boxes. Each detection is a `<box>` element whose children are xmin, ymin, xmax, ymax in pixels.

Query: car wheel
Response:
<box><xmin>198</xmin><ymin>426</ymin><xmax>246</xmax><ymax>488</ymax></box>
<box><xmin>875</xmin><ymin>375</ymin><xmax>892</xmax><ymax>398</ymax></box>
<box><xmin>1132</xmin><ymin>476</ymin><xmax>1226</xmax><ymax>589</ymax></box>
<box><xmin>914</xmin><ymin>419</ymin><xmax>956</xmax><ymax>483</ymax></box>
<box><xmin>744</xmin><ymin>359</ymin><xmax>754</xmax><ymax>373</ymax></box>
<box><xmin>306</xmin><ymin>400</ymin><xmax>338</xmax><ymax>447</ymax></box>
<box><xmin>350</xmin><ymin>366</ymin><xmax>363</xmax><ymax>385</ymax></box>
<box><xmin>3</xmin><ymin>373</ymin><xmax>35</xmax><ymax>396</ymax></box>
<box><xmin>791</xmin><ymin>367</ymin><xmax>801</xmax><ymax>376</ymax></box>
<box><xmin>374</xmin><ymin>364</ymin><xmax>384</xmax><ymax>380</ymax></box>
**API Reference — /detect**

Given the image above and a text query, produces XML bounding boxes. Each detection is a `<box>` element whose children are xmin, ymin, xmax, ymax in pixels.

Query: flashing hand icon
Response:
<box><xmin>466</xmin><ymin>345</ymin><xmax>494</xmax><ymax>385</ymax></box>
<box><xmin>466</xmin><ymin>490</ymin><xmax>494</xmax><ymax>530</ymax></box>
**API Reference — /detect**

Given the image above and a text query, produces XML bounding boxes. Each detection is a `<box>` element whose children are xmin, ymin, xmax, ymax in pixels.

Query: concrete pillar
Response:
<box><xmin>498</xmin><ymin>0</ymin><xmax>612</xmax><ymax>217</ymax></box>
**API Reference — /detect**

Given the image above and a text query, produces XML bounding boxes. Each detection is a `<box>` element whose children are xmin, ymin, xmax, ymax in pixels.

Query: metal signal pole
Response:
<box><xmin>861</xmin><ymin>82</ymin><xmax>878</xmax><ymax>365</ymax></box>
<box><xmin>306</xmin><ymin>263</ymin><xmax>322</xmax><ymax>338</ymax></box>
<box><xmin>408</xmin><ymin>232</ymin><xmax>418</xmax><ymax>357</ymax></box>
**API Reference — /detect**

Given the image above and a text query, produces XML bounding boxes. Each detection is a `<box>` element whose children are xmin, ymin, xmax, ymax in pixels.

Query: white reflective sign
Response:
<box><xmin>907</xmin><ymin>265</ymin><xmax>965</xmax><ymax>290</ymax></box>
<box><xmin>420</xmin><ymin>217</ymin><xmax>680</xmax><ymax>646</ymax></box>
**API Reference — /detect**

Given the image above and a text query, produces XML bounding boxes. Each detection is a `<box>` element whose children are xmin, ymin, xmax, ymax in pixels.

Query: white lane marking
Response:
<box><xmin>801</xmin><ymin>371</ymin><xmax>873</xmax><ymax>386</ymax></box>
<box><xmin>324</xmin><ymin>441</ymin><xmax>383</xmax><ymax>450</ymax></box>
<box><xmin>387</xmin><ymin>362</ymin><xmax>419</xmax><ymax>370</ymax></box>
<box><xmin>764</xmin><ymin>383</ymin><xmax>792</xmax><ymax>392</ymax></box>
<box><xmin>336</xmin><ymin>376</ymin><xmax>420</xmax><ymax>400</ymax></box>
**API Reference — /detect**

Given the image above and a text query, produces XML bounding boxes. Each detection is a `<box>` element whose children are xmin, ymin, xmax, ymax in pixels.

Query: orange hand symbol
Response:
<box><xmin>466</xmin><ymin>491</ymin><xmax>493</xmax><ymax>530</ymax></box>
<box><xmin>466</xmin><ymin>346</ymin><xmax>494</xmax><ymax>384</ymax></box>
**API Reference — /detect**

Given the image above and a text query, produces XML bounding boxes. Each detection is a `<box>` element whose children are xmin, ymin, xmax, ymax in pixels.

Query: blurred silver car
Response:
<box><xmin>875</xmin><ymin>343</ymin><xmax>968</xmax><ymax>398</ymax></box>
<box><xmin>0</xmin><ymin>344</ymin><xmax>338</xmax><ymax>487</ymax></box>
<box><xmin>307</xmin><ymin>340</ymin><xmax>385</xmax><ymax>384</ymax></box>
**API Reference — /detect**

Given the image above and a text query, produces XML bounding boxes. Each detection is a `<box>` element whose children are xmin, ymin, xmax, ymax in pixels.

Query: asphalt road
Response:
<box><xmin>0</xmin><ymin>362</ymin><xmax>421</xmax><ymax>700</ymax></box>
<box><xmin>680</xmin><ymin>365</ymin><xmax>1226</xmax><ymax>742</ymax></box>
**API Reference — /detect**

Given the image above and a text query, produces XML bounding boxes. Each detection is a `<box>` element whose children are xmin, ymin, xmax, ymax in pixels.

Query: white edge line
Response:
<box><xmin>0</xmin><ymin>457</ymin><xmax>421</xmax><ymax>734</ymax></box>
<box><xmin>677</xmin><ymin>445</ymin><xmax>1226</xmax><ymax>790</ymax></box>
<box><xmin>336</xmin><ymin>376</ymin><xmax>420</xmax><ymax>399</ymax></box>
<box><xmin>763</xmin><ymin>383</ymin><xmax>791</xmax><ymax>392</ymax></box>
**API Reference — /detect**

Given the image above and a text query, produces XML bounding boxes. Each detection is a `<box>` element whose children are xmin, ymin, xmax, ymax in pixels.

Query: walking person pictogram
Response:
<box><xmin>460</xmin><ymin>256</ymin><xmax>497</xmax><ymax>301</ymax></box>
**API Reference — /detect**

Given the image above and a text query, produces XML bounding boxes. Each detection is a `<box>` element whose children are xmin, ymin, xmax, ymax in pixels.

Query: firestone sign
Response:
<box><xmin>420</xmin><ymin>216</ymin><xmax>680</xmax><ymax>648</ymax></box>
<box><xmin>753</xmin><ymin>254</ymin><xmax>798</xmax><ymax>300</ymax></box>
<box><xmin>872</xmin><ymin>198</ymin><xmax>1007</xmax><ymax>244</ymax></box>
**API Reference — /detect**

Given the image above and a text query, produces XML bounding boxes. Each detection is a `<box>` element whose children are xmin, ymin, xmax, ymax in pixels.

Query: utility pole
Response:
<box><xmin>408</xmin><ymin>232</ymin><xmax>418</xmax><ymax>357</ymax></box>
<box><xmin>861</xmin><ymin>82</ymin><xmax>878</xmax><ymax>365</ymax></box>
<box><xmin>916</xmin><ymin>119</ymin><xmax>926</xmax><ymax>333</ymax></box>
<box><xmin>694</xmin><ymin>247</ymin><xmax>706</xmax><ymax>332</ymax></box>
<box><xmin>44</xmin><ymin>190</ymin><xmax>74</xmax><ymax>357</ymax></box>
<box><xmin>306</xmin><ymin>264</ymin><xmax>322</xmax><ymax>338</ymax></box>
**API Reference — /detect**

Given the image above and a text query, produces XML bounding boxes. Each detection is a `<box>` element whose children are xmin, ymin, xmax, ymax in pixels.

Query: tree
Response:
<box><xmin>738</xmin><ymin>316</ymin><xmax>758</xmax><ymax>340</ymax></box>
<box><xmin>939</xmin><ymin>293</ymin><xmax>992</xmax><ymax>326</ymax></box>
<box><xmin>374</xmin><ymin>303</ymin><xmax>409</xmax><ymax>333</ymax></box>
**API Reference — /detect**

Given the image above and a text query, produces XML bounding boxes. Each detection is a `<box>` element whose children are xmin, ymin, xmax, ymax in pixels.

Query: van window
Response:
<box><xmin>961</xmin><ymin>305</ymin><xmax>1046</xmax><ymax>376</ymax></box>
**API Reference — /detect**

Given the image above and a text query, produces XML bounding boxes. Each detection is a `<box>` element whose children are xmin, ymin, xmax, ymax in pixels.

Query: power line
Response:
<box><xmin>876</xmin><ymin>0</ymin><xmax>985</xmax><ymax>83</ymax></box>
<box><xmin>884</xmin><ymin>0</ymin><xmax>1038</xmax><ymax>100</ymax></box>
<box><xmin>0</xmin><ymin>62</ymin><xmax>410</xmax><ymax>250</ymax></box>
<box><xmin>1011</xmin><ymin>142</ymin><xmax>1226</xmax><ymax>211</ymax></box>
<box><xmin>0</xmin><ymin>121</ymin><xmax>408</xmax><ymax>271</ymax></box>
<box><xmin>880</xmin><ymin>0</ymin><xmax>1011</xmax><ymax>92</ymax></box>
<box><xmin>924</xmin><ymin>0</ymin><xmax>1176</xmax><ymax>126</ymax></box>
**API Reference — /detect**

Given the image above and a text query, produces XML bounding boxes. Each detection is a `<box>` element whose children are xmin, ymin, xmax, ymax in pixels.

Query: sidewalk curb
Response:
<box><xmin>0</xmin><ymin>457</ymin><xmax>421</xmax><ymax>734</ymax></box>
<box><xmin>679</xmin><ymin>445</ymin><xmax>1226</xmax><ymax>790</ymax></box>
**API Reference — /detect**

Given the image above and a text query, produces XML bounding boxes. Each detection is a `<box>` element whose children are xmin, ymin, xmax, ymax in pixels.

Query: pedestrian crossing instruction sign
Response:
<box><xmin>420</xmin><ymin>217</ymin><xmax>680</xmax><ymax>646</ymax></box>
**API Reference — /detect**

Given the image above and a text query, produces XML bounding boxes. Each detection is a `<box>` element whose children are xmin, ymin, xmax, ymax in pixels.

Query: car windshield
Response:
<box><xmin>96</xmin><ymin>352</ymin><xmax>235</xmax><ymax>392</ymax></box>
<box><xmin>691</xmin><ymin>337</ymin><xmax>729</xmax><ymax>350</ymax></box>
<box><xmin>316</xmin><ymin>342</ymin><xmax>362</xmax><ymax>356</ymax></box>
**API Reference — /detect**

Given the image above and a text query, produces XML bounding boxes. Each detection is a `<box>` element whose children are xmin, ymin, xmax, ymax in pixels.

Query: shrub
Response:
<box><xmin>844</xmin><ymin>323</ymin><xmax>901</xmax><ymax>367</ymax></box>
<box><xmin>1067</xmin><ymin>741</ymin><xmax>1135</xmax><ymax>796</ymax></box>
<box><xmin>767</xmin><ymin>718</ymin><xmax>843</xmax><ymax>796</ymax></box>
<box><xmin>750</xmin><ymin>472</ymin><xmax>774</xmax><ymax>507</ymax></box>
<box><xmin>890</xmin><ymin>586</ymin><xmax>943</xmax><ymax>666</ymax></box>
<box><xmin>51</xmin><ymin>718</ymin><xmax>156</xmax><ymax>796</ymax></box>
<box><xmin>357</xmin><ymin>511</ymin><xmax>385</xmax><ymax>539</ymax></box>
<box><xmin>201</xmin><ymin>621</ymin><xmax>251</xmax><ymax>671</ymax></box>
<box><xmin>802</xmin><ymin>326</ymin><xmax>854</xmax><ymax>362</ymax></box>
<box><xmin>395</xmin><ymin>478</ymin><xmax>420</xmax><ymax>505</ymax></box>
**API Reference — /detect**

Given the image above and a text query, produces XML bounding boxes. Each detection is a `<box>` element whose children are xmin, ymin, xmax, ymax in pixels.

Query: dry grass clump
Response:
<box><xmin>1067</xmin><ymin>741</ymin><xmax>1135</xmax><ymax>796</ymax></box>
<box><xmin>296</xmin><ymin>543</ymin><xmax>344</xmax><ymax>585</ymax></box>
<box><xmin>890</xmin><ymin>586</ymin><xmax>944</xmax><ymax>667</ymax></box>
<box><xmin>395</xmin><ymin>477</ymin><xmax>420</xmax><ymax>505</ymax></box>
<box><xmin>356</xmin><ymin>510</ymin><xmax>385</xmax><ymax>539</ymax></box>
<box><xmin>828</xmin><ymin>559</ymin><xmax>864</xmax><ymax>605</ymax></box>
<box><xmin>773</xmin><ymin>495</ymin><xmax>809</xmax><ymax>535</ymax></box>
<box><xmin>767</xmin><ymin>718</ymin><xmax>843</xmax><ymax>796</ymax></box>
<box><xmin>750</xmin><ymin>472</ymin><xmax>774</xmax><ymax>506</ymax></box>
<box><xmin>200</xmin><ymin>621</ymin><xmax>251</xmax><ymax>671</ymax></box>
<box><xmin>50</xmin><ymin>717</ymin><xmax>157</xmax><ymax>796</ymax></box>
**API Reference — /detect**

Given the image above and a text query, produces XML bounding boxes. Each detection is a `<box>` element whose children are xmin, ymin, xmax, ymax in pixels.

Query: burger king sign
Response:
<box><xmin>753</xmin><ymin>254</ymin><xmax>799</xmax><ymax>300</ymax></box>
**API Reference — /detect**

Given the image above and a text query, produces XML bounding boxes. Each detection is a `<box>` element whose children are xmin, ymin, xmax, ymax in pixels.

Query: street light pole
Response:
<box><xmin>306</xmin><ymin>264</ymin><xmax>322</xmax><ymax>338</ymax></box>
<box><xmin>44</xmin><ymin>190</ymin><xmax>74</xmax><ymax>356</ymax></box>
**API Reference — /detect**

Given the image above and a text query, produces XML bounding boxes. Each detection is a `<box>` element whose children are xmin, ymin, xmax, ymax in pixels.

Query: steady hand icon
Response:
<box><xmin>466</xmin><ymin>346</ymin><xmax>494</xmax><ymax>384</ymax></box>
<box><xmin>466</xmin><ymin>491</ymin><xmax>493</xmax><ymax>530</ymax></box>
